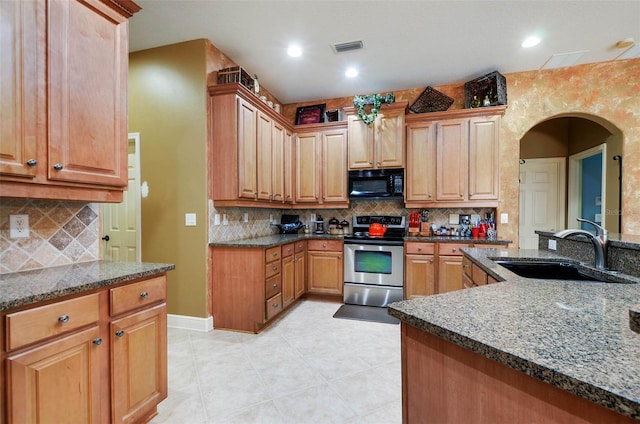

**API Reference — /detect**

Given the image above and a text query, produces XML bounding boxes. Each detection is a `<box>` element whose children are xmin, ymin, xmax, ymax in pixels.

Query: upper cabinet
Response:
<box><xmin>209</xmin><ymin>84</ymin><xmax>293</xmax><ymax>208</ymax></box>
<box><xmin>344</xmin><ymin>102</ymin><xmax>407</xmax><ymax>170</ymax></box>
<box><xmin>405</xmin><ymin>106</ymin><xmax>505</xmax><ymax>208</ymax></box>
<box><xmin>0</xmin><ymin>0</ymin><xmax>140</xmax><ymax>203</ymax></box>
<box><xmin>295</xmin><ymin>123</ymin><xmax>349</xmax><ymax>208</ymax></box>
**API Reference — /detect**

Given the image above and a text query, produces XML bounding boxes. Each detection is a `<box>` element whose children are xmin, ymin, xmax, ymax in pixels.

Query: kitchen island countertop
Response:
<box><xmin>388</xmin><ymin>247</ymin><xmax>640</xmax><ymax>420</ymax></box>
<box><xmin>0</xmin><ymin>261</ymin><xmax>175</xmax><ymax>312</ymax></box>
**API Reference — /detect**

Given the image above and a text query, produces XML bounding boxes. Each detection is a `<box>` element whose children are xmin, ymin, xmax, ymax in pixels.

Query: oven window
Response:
<box><xmin>354</xmin><ymin>250</ymin><xmax>392</xmax><ymax>274</ymax></box>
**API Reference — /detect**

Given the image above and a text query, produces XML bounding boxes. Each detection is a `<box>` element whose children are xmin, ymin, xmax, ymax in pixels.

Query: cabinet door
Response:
<box><xmin>283</xmin><ymin>128</ymin><xmax>293</xmax><ymax>203</ymax></box>
<box><xmin>295</xmin><ymin>132</ymin><xmax>320</xmax><ymax>203</ymax></box>
<box><xmin>281</xmin><ymin>255</ymin><xmax>295</xmax><ymax>307</ymax></box>
<box><xmin>307</xmin><ymin>251</ymin><xmax>343</xmax><ymax>295</ymax></box>
<box><xmin>294</xmin><ymin>251</ymin><xmax>306</xmax><ymax>299</ymax></box>
<box><xmin>406</xmin><ymin>121</ymin><xmax>437</xmax><ymax>202</ymax></box>
<box><xmin>47</xmin><ymin>0</ymin><xmax>128</xmax><ymax>187</ymax></box>
<box><xmin>405</xmin><ymin>254</ymin><xmax>436</xmax><ymax>299</ymax></box>
<box><xmin>6</xmin><ymin>326</ymin><xmax>102</xmax><ymax>424</ymax></box>
<box><xmin>375</xmin><ymin>109</ymin><xmax>405</xmax><ymax>168</ymax></box>
<box><xmin>468</xmin><ymin>116</ymin><xmax>500</xmax><ymax>200</ymax></box>
<box><xmin>436</xmin><ymin>119</ymin><xmax>468</xmax><ymax>201</ymax></box>
<box><xmin>322</xmin><ymin>128</ymin><xmax>348</xmax><ymax>203</ymax></box>
<box><xmin>237</xmin><ymin>97</ymin><xmax>258</xmax><ymax>199</ymax></box>
<box><xmin>111</xmin><ymin>303</ymin><xmax>167</xmax><ymax>424</ymax></box>
<box><xmin>256</xmin><ymin>111</ymin><xmax>273</xmax><ymax>201</ymax></box>
<box><xmin>0</xmin><ymin>0</ymin><xmax>39</xmax><ymax>179</ymax></box>
<box><xmin>438</xmin><ymin>256</ymin><xmax>464</xmax><ymax>293</ymax></box>
<box><xmin>347</xmin><ymin>114</ymin><xmax>374</xmax><ymax>169</ymax></box>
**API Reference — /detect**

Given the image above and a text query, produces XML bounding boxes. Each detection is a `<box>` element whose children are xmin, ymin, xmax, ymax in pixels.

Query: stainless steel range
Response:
<box><xmin>343</xmin><ymin>215</ymin><xmax>405</xmax><ymax>307</ymax></box>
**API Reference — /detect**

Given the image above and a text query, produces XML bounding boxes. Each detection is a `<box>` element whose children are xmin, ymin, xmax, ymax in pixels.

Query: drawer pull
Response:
<box><xmin>451</xmin><ymin>248</ymin><xmax>457</xmax><ymax>252</ymax></box>
<box><xmin>462</xmin><ymin>264</ymin><xmax>470</xmax><ymax>269</ymax></box>
<box><xmin>272</xmin><ymin>266</ymin><xmax>278</xmax><ymax>271</ymax></box>
<box><xmin>115</xmin><ymin>330</ymin><xmax>125</xmax><ymax>338</ymax></box>
<box><xmin>272</xmin><ymin>303</ymin><xmax>279</xmax><ymax>308</ymax></box>
<box><xmin>53</xmin><ymin>163</ymin><xmax>64</xmax><ymax>170</ymax></box>
<box><xmin>140</xmin><ymin>291</ymin><xmax>149</xmax><ymax>298</ymax></box>
<box><xmin>58</xmin><ymin>315</ymin><xmax>70</xmax><ymax>324</ymax></box>
<box><xmin>93</xmin><ymin>338</ymin><xmax>102</xmax><ymax>346</ymax></box>
<box><xmin>273</xmin><ymin>252</ymin><xmax>278</xmax><ymax>257</ymax></box>
<box><xmin>417</xmin><ymin>247</ymin><xmax>422</xmax><ymax>251</ymax></box>
<box><xmin>322</xmin><ymin>242</ymin><xmax>327</xmax><ymax>248</ymax></box>
<box><xmin>273</xmin><ymin>283</ymin><xmax>278</xmax><ymax>288</ymax></box>
<box><xmin>26</xmin><ymin>159</ymin><xmax>37</xmax><ymax>166</ymax></box>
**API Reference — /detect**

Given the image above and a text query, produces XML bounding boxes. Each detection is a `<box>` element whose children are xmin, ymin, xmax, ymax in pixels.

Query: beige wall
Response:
<box><xmin>129</xmin><ymin>40</ymin><xmax>210</xmax><ymax>317</ymax></box>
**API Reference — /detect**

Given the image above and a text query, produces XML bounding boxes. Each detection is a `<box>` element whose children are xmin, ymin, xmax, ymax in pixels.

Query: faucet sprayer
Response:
<box><xmin>553</xmin><ymin>218</ymin><xmax>609</xmax><ymax>270</ymax></box>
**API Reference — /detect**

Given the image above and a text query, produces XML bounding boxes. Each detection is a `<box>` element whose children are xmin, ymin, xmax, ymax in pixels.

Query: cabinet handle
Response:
<box><xmin>428</xmin><ymin>259</ymin><xmax>434</xmax><ymax>263</ymax></box>
<box><xmin>272</xmin><ymin>266</ymin><xmax>278</xmax><ymax>271</ymax></box>
<box><xmin>273</xmin><ymin>252</ymin><xmax>278</xmax><ymax>257</ymax></box>
<box><xmin>53</xmin><ymin>163</ymin><xmax>64</xmax><ymax>170</ymax></box>
<box><xmin>273</xmin><ymin>303</ymin><xmax>279</xmax><ymax>308</ymax></box>
<box><xmin>459</xmin><ymin>194</ymin><xmax>463</xmax><ymax>197</ymax></box>
<box><xmin>369</xmin><ymin>161</ymin><xmax>373</xmax><ymax>165</ymax></box>
<box><xmin>428</xmin><ymin>194</ymin><xmax>432</xmax><ymax>198</ymax></box>
<box><xmin>322</xmin><ymin>242</ymin><xmax>326</xmax><ymax>248</ymax></box>
<box><xmin>115</xmin><ymin>330</ymin><xmax>125</xmax><ymax>337</ymax></box>
<box><xmin>93</xmin><ymin>338</ymin><xmax>102</xmax><ymax>346</ymax></box>
<box><xmin>417</xmin><ymin>247</ymin><xmax>422</xmax><ymax>251</ymax></box>
<box><xmin>338</xmin><ymin>255</ymin><xmax>341</xmax><ymax>259</ymax></box>
<box><xmin>26</xmin><ymin>159</ymin><xmax>37</xmax><ymax>166</ymax></box>
<box><xmin>462</xmin><ymin>264</ymin><xmax>470</xmax><ymax>269</ymax></box>
<box><xmin>140</xmin><ymin>291</ymin><xmax>149</xmax><ymax>298</ymax></box>
<box><xmin>273</xmin><ymin>283</ymin><xmax>278</xmax><ymax>288</ymax></box>
<box><xmin>377</xmin><ymin>161</ymin><xmax>381</xmax><ymax>165</ymax></box>
<box><xmin>451</xmin><ymin>248</ymin><xmax>457</xmax><ymax>252</ymax></box>
<box><xmin>58</xmin><ymin>314</ymin><xmax>70</xmax><ymax>323</ymax></box>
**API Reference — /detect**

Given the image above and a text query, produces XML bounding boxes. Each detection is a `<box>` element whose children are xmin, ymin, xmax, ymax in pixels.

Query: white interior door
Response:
<box><xmin>568</xmin><ymin>144</ymin><xmax>606</xmax><ymax>230</ymax></box>
<box><xmin>101</xmin><ymin>133</ymin><xmax>141</xmax><ymax>262</ymax></box>
<box><xmin>518</xmin><ymin>158</ymin><xmax>566</xmax><ymax>249</ymax></box>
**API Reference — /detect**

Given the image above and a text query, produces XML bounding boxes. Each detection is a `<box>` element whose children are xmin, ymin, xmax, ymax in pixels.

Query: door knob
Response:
<box><xmin>102</xmin><ymin>235</ymin><xmax>110</xmax><ymax>241</ymax></box>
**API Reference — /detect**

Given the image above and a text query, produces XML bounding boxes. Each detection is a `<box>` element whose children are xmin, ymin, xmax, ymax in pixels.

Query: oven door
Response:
<box><xmin>343</xmin><ymin>242</ymin><xmax>404</xmax><ymax>287</ymax></box>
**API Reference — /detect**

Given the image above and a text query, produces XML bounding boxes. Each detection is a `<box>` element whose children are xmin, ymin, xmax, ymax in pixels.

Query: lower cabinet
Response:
<box><xmin>6</xmin><ymin>326</ymin><xmax>102</xmax><ymax>424</ymax></box>
<box><xmin>405</xmin><ymin>242</ymin><xmax>436</xmax><ymax>299</ymax></box>
<box><xmin>307</xmin><ymin>240</ymin><xmax>343</xmax><ymax>295</ymax></box>
<box><xmin>2</xmin><ymin>274</ymin><xmax>169</xmax><ymax>424</ymax></box>
<box><xmin>111</xmin><ymin>303</ymin><xmax>167</xmax><ymax>424</ymax></box>
<box><xmin>437</xmin><ymin>243</ymin><xmax>467</xmax><ymax>294</ymax></box>
<box><xmin>282</xmin><ymin>241</ymin><xmax>307</xmax><ymax>308</ymax></box>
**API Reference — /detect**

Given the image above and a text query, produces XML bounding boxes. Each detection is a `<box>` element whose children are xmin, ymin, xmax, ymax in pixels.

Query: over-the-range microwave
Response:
<box><xmin>348</xmin><ymin>169</ymin><xmax>404</xmax><ymax>199</ymax></box>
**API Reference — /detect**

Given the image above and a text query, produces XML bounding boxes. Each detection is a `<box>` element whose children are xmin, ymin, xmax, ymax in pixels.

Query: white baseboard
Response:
<box><xmin>167</xmin><ymin>314</ymin><xmax>213</xmax><ymax>332</ymax></box>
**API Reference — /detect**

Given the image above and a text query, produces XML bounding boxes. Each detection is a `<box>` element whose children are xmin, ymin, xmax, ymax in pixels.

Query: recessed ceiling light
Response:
<box><xmin>522</xmin><ymin>36</ymin><xmax>541</xmax><ymax>48</ymax></box>
<box><xmin>615</xmin><ymin>38</ymin><xmax>635</xmax><ymax>49</ymax></box>
<box><xmin>345</xmin><ymin>67</ymin><xmax>358</xmax><ymax>78</ymax></box>
<box><xmin>287</xmin><ymin>45</ymin><xmax>302</xmax><ymax>57</ymax></box>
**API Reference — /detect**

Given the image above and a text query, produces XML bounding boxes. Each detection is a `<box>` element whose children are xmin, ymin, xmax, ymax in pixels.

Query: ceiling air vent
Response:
<box><xmin>332</xmin><ymin>40</ymin><xmax>364</xmax><ymax>53</ymax></box>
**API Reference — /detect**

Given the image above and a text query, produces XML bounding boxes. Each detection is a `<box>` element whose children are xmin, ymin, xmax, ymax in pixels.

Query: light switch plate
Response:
<box><xmin>185</xmin><ymin>213</ymin><xmax>197</xmax><ymax>226</ymax></box>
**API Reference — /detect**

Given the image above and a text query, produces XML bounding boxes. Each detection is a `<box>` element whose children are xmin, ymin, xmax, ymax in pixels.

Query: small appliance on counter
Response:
<box><xmin>313</xmin><ymin>215</ymin><xmax>325</xmax><ymax>234</ymax></box>
<box><xmin>272</xmin><ymin>214</ymin><xmax>304</xmax><ymax>234</ymax></box>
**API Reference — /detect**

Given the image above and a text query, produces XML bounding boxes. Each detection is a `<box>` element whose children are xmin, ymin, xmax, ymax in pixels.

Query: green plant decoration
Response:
<box><xmin>353</xmin><ymin>93</ymin><xmax>395</xmax><ymax>125</ymax></box>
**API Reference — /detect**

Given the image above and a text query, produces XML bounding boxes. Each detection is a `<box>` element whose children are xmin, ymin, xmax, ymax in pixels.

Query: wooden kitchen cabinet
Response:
<box><xmin>405</xmin><ymin>106</ymin><xmax>505</xmax><ymax>208</ymax></box>
<box><xmin>404</xmin><ymin>242</ymin><xmax>436</xmax><ymax>299</ymax></box>
<box><xmin>295</xmin><ymin>123</ymin><xmax>349</xmax><ymax>208</ymax></box>
<box><xmin>2</xmin><ymin>273</ymin><xmax>167</xmax><ymax>424</ymax></box>
<box><xmin>282</xmin><ymin>241</ymin><xmax>307</xmax><ymax>307</ymax></box>
<box><xmin>344</xmin><ymin>102</ymin><xmax>407</xmax><ymax>170</ymax></box>
<box><xmin>438</xmin><ymin>243</ymin><xmax>468</xmax><ymax>293</ymax></box>
<box><xmin>294</xmin><ymin>241</ymin><xmax>306</xmax><ymax>299</ymax></box>
<box><xmin>0</xmin><ymin>0</ymin><xmax>140</xmax><ymax>202</ymax></box>
<box><xmin>210</xmin><ymin>83</ymin><xmax>292</xmax><ymax>207</ymax></box>
<box><xmin>307</xmin><ymin>240</ymin><xmax>344</xmax><ymax>295</ymax></box>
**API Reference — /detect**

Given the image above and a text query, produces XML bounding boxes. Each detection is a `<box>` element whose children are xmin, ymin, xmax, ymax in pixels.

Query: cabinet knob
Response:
<box><xmin>272</xmin><ymin>303</ymin><xmax>279</xmax><ymax>308</ymax></box>
<box><xmin>322</xmin><ymin>242</ymin><xmax>326</xmax><ymax>248</ymax></box>
<box><xmin>462</xmin><ymin>264</ymin><xmax>470</xmax><ymax>269</ymax></box>
<box><xmin>273</xmin><ymin>283</ymin><xmax>278</xmax><ymax>288</ymax></box>
<box><xmin>58</xmin><ymin>314</ymin><xmax>70</xmax><ymax>323</ymax></box>
<box><xmin>272</xmin><ymin>266</ymin><xmax>278</xmax><ymax>271</ymax></box>
<box><xmin>26</xmin><ymin>159</ymin><xmax>37</xmax><ymax>166</ymax></box>
<box><xmin>428</xmin><ymin>194</ymin><xmax>432</xmax><ymax>198</ymax></box>
<box><xmin>376</xmin><ymin>161</ymin><xmax>381</xmax><ymax>165</ymax></box>
<box><xmin>452</xmin><ymin>248</ymin><xmax>457</xmax><ymax>252</ymax></box>
<box><xmin>369</xmin><ymin>161</ymin><xmax>373</xmax><ymax>165</ymax></box>
<box><xmin>93</xmin><ymin>338</ymin><xmax>102</xmax><ymax>346</ymax></box>
<box><xmin>53</xmin><ymin>163</ymin><xmax>64</xmax><ymax>170</ymax></box>
<box><xmin>417</xmin><ymin>247</ymin><xmax>422</xmax><ymax>251</ymax></box>
<box><xmin>140</xmin><ymin>291</ymin><xmax>149</xmax><ymax>298</ymax></box>
<box><xmin>115</xmin><ymin>330</ymin><xmax>125</xmax><ymax>337</ymax></box>
<box><xmin>273</xmin><ymin>252</ymin><xmax>278</xmax><ymax>257</ymax></box>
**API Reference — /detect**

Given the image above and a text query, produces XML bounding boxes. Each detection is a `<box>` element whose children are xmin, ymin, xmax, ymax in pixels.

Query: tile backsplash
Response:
<box><xmin>209</xmin><ymin>198</ymin><xmax>495</xmax><ymax>242</ymax></box>
<box><xmin>0</xmin><ymin>199</ymin><xmax>100</xmax><ymax>273</ymax></box>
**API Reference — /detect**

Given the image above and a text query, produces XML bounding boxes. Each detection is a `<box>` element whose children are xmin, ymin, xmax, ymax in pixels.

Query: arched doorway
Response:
<box><xmin>518</xmin><ymin>114</ymin><xmax>623</xmax><ymax>249</ymax></box>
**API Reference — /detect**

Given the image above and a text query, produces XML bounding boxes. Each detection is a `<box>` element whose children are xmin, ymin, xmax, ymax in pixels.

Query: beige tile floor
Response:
<box><xmin>150</xmin><ymin>299</ymin><xmax>402</xmax><ymax>424</ymax></box>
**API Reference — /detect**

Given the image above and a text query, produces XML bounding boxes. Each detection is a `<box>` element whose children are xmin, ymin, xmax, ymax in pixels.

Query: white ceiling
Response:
<box><xmin>129</xmin><ymin>0</ymin><xmax>640</xmax><ymax>104</ymax></box>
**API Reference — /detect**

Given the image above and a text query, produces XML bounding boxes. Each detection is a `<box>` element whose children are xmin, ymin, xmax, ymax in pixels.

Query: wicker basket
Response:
<box><xmin>216</xmin><ymin>66</ymin><xmax>254</xmax><ymax>92</ymax></box>
<box><xmin>464</xmin><ymin>71</ymin><xmax>507</xmax><ymax>108</ymax></box>
<box><xmin>409</xmin><ymin>86</ymin><xmax>454</xmax><ymax>114</ymax></box>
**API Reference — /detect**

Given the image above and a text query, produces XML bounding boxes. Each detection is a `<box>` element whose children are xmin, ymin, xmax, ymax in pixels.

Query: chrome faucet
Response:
<box><xmin>553</xmin><ymin>218</ymin><xmax>608</xmax><ymax>270</ymax></box>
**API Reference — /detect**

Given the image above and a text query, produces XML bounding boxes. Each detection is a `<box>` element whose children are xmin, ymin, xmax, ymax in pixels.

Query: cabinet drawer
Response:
<box><xmin>307</xmin><ymin>239</ymin><xmax>342</xmax><ymax>251</ymax></box>
<box><xmin>6</xmin><ymin>293</ymin><xmax>100</xmax><ymax>351</ymax></box>
<box><xmin>282</xmin><ymin>243</ymin><xmax>295</xmax><ymax>257</ymax></box>
<box><xmin>439</xmin><ymin>243</ymin><xmax>469</xmax><ymax>256</ymax></box>
<box><xmin>265</xmin><ymin>293</ymin><xmax>283</xmax><ymax>321</ymax></box>
<box><xmin>295</xmin><ymin>241</ymin><xmax>306</xmax><ymax>253</ymax></box>
<box><xmin>110</xmin><ymin>276</ymin><xmax>167</xmax><ymax>316</ymax></box>
<box><xmin>266</xmin><ymin>246</ymin><xmax>281</xmax><ymax>262</ymax></box>
<box><xmin>265</xmin><ymin>274</ymin><xmax>282</xmax><ymax>299</ymax></box>
<box><xmin>265</xmin><ymin>260</ymin><xmax>281</xmax><ymax>278</ymax></box>
<box><xmin>462</xmin><ymin>256</ymin><xmax>473</xmax><ymax>278</ymax></box>
<box><xmin>405</xmin><ymin>242</ymin><xmax>435</xmax><ymax>255</ymax></box>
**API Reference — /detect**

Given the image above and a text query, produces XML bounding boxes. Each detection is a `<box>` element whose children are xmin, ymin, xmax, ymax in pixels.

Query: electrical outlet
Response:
<box><xmin>10</xmin><ymin>214</ymin><xmax>30</xmax><ymax>238</ymax></box>
<box><xmin>548</xmin><ymin>239</ymin><xmax>557</xmax><ymax>250</ymax></box>
<box><xmin>214</xmin><ymin>214</ymin><xmax>221</xmax><ymax>226</ymax></box>
<box><xmin>243</xmin><ymin>213</ymin><xmax>249</xmax><ymax>223</ymax></box>
<box><xmin>185</xmin><ymin>213</ymin><xmax>196</xmax><ymax>226</ymax></box>
<box><xmin>223</xmin><ymin>214</ymin><xmax>228</xmax><ymax>225</ymax></box>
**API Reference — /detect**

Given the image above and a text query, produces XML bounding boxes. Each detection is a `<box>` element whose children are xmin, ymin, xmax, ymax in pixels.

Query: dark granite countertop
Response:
<box><xmin>388</xmin><ymin>247</ymin><xmax>640</xmax><ymax>420</ymax></box>
<box><xmin>209</xmin><ymin>233</ymin><xmax>512</xmax><ymax>248</ymax></box>
<box><xmin>0</xmin><ymin>261</ymin><xmax>175</xmax><ymax>312</ymax></box>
